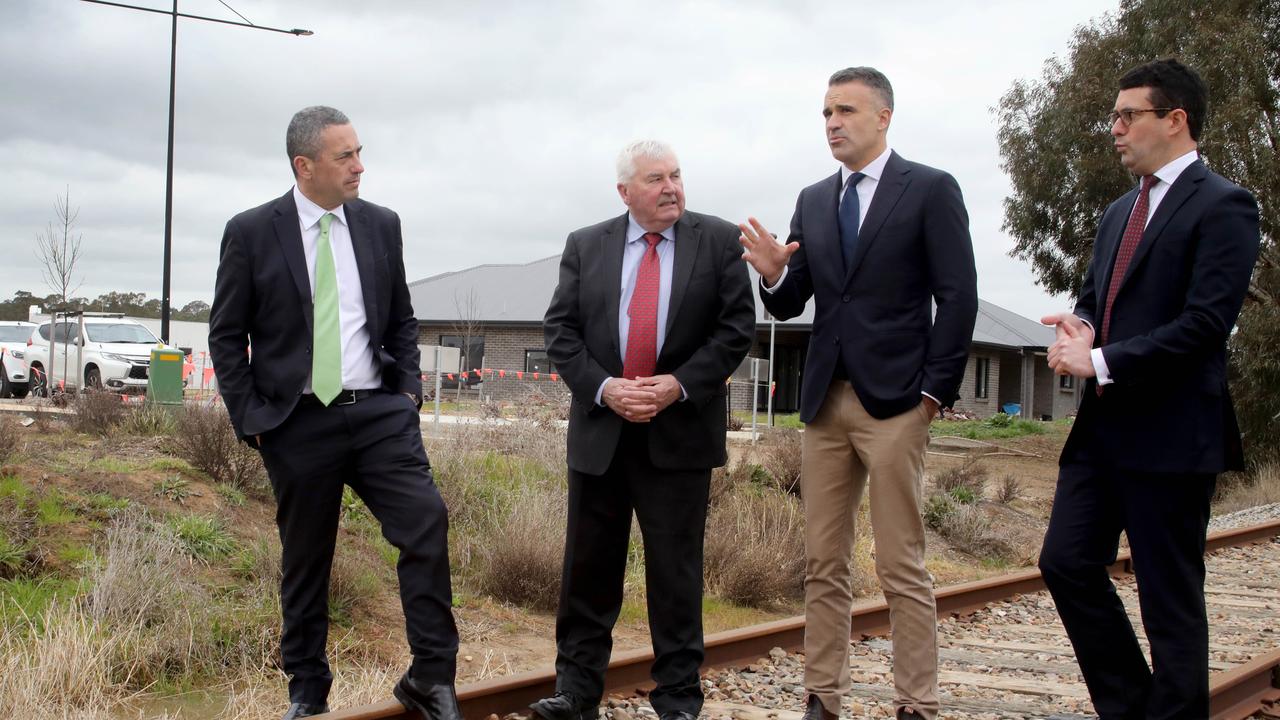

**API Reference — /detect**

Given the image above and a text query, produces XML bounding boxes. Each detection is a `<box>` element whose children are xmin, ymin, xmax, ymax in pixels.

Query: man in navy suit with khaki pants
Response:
<box><xmin>740</xmin><ymin>67</ymin><xmax>978</xmax><ymax>720</ymax></box>
<box><xmin>1040</xmin><ymin>59</ymin><xmax>1260</xmax><ymax>719</ymax></box>
<box><xmin>209</xmin><ymin>106</ymin><xmax>461</xmax><ymax>720</ymax></box>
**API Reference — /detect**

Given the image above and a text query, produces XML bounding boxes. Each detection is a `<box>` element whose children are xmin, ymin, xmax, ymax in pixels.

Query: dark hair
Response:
<box><xmin>1118</xmin><ymin>58</ymin><xmax>1207</xmax><ymax>141</ymax></box>
<box><xmin>829</xmin><ymin>66</ymin><xmax>894</xmax><ymax>111</ymax></box>
<box><xmin>286</xmin><ymin>106</ymin><xmax>350</xmax><ymax>176</ymax></box>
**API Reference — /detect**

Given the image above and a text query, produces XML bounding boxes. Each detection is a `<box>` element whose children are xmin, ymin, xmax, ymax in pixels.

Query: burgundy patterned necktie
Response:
<box><xmin>1100</xmin><ymin>175</ymin><xmax>1158</xmax><ymax>346</ymax></box>
<box><xmin>622</xmin><ymin>232</ymin><xmax>663</xmax><ymax>379</ymax></box>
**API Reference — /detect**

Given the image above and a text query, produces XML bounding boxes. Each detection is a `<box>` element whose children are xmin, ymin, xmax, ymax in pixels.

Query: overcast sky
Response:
<box><xmin>1</xmin><ymin>0</ymin><xmax>1119</xmax><ymax>321</ymax></box>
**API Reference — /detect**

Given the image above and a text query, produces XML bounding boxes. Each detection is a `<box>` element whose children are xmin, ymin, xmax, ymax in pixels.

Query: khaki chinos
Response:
<box><xmin>801</xmin><ymin>381</ymin><xmax>938</xmax><ymax>719</ymax></box>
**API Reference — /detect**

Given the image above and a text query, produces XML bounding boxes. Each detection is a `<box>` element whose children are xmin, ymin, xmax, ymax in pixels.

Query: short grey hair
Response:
<box><xmin>828</xmin><ymin>66</ymin><xmax>894</xmax><ymax>111</ymax></box>
<box><xmin>616</xmin><ymin>140</ymin><xmax>677</xmax><ymax>183</ymax></box>
<box><xmin>286</xmin><ymin>106</ymin><xmax>350</xmax><ymax>175</ymax></box>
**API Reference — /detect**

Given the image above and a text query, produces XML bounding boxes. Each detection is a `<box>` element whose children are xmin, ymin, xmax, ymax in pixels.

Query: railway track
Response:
<box><xmin>324</xmin><ymin>519</ymin><xmax>1280</xmax><ymax>720</ymax></box>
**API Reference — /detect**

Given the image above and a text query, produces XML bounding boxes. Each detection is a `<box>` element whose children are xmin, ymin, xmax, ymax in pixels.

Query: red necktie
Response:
<box><xmin>1099</xmin><ymin>175</ymin><xmax>1158</xmax><ymax>346</ymax></box>
<box><xmin>622</xmin><ymin>232</ymin><xmax>663</xmax><ymax>379</ymax></box>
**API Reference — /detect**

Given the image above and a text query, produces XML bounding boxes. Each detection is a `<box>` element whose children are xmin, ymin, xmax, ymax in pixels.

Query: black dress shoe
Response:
<box><xmin>529</xmin><ymin>691</ymin><xmax>600</xmax><ymax>720</ymax></box>
<box><xmin>281</xmin><ymin>703</ymin><xmax>329</xmax><ymax>720</ymax></box>
<box><xmin>802</xmin><ymin>695</ymin><xmax>838</xmax><ymax>720</ymax></box>
<box><xmin>393</xmin><ymin>673</ymin><xmax>462</xmax><ymax>720</ymax></box>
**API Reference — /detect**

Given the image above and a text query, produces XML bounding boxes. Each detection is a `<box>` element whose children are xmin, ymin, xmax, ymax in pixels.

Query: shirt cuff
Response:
<box><xmin>679</xmin><ymin>381</ymin><xmax>688</xmax><ymax>402</ymax></box>
<box><xmin>921</xmin><ymin>391</ymin><xmax>940</xmax><ymax>408</ymax></box>
<box><xmin>595</xmin><ymin>377</ymin><xmax>612</xmax><ymax>406</ymax></box>
<box><xmin>1091</xmin><ymin>348</ymin><xmax>1113</xmax><ymax>385</ymax></box>
<box><xmin>761</xmin><ymin>266</ymin><xmax>789</xmax><ymax>293</ymax></box>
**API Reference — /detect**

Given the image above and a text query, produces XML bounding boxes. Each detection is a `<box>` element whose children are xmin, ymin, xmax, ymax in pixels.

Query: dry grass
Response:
<box><xmin>1215</xmin><ymin>462</ymin><xmax>1280</xmax><ymax>514</ymax></box>
<box><xmin>932</xmin><ymin>456</ymin><xmax>988</xmax><ymax>500</ymax></box>
<box><xmin>69</xmin><ymin>391</ymin><xmax>126</xmax><ymax>436</ymax></box>
<box><xmin>171</xmin><ymin>404</ymin><xmax>267</xmax><ymax>493</ymax></box>
<box><xmin>994</xmin><ymin>474</ymin><xmax>1025</xmax><ymax>505</ymax></box>
<box><xmin>759</xmin><ymin>429</ymin><xmax>803</xmax><ymax>496</ymax></box>
<box><xmin>704</xmin><ymin>488</ymin><xmax>805</xmax><ymax>609</ymax></box>
<box><xmin>0</xmin><ymin>416</ymin><xmax>20</xmax><ymax>465</ymax></box>
<box><xmin>473</xmin><ymin>486</ymin><xmax>566</xmax><ymax>612</ymax></box>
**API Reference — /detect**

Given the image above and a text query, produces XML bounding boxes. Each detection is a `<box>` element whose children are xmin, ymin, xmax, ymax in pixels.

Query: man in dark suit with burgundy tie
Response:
<box><xmin>534</xmin><ymin>140</ymin><xmax>755</xmax><ymax>720</ymax></box>
<box><xmin>209</xmin><ymin>106</ymin><xmax>460</xmax><ymax>720</ymax></box>
<box><xmin>1039</xmin><ymin>59</ymin><xmax>1261</xmax><ymax>718</ymax></box>
<box><xmin>739</xmin><ymin>67</ymin><xmax>977</xmax><ymax>720</ymax></box>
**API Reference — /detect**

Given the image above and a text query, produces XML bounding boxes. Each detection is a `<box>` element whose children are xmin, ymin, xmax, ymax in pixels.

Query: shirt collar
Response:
<box><xmin>840</xmin><ymin>145</ymin><xmax>893</xmax><ymax>186</ymax></box>
<box><xmin>1150</xmin><ymin>149</ymin><xmax>1199</xmax><ymax>188</ymax></box>
<box><xmin>626</xmin><ymin>213</ymin><xmax>675</xmax><ymax>244</ymax></box>
<box><xmin>293</xmin><ymin>185</ymin><xmax>348</xmax><ymax>230</ymax></box>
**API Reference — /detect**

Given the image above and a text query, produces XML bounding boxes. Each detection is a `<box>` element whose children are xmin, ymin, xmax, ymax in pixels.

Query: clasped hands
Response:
<box><xmin>1042</xmin><ymin>312</ymin><xmax>1096</xmax><ymax>378</ymax></box>
<box><xmin>603</xmin><ymin>375</ymin><xmax>681</xmax><ymax>423</ymax></box>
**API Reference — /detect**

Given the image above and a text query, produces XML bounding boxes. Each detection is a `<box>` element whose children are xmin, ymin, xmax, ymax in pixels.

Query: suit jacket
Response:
<box><xmin>544</xmin><ymin>211</ymin><xmax>755</xmax><ymax>475</ymax></box>
<box><xmin>761</xmin><ymin>151</ymin><xmax>978</xmax><ymax>422</ymax></box>
<box><xmin>1063</xmin><ymin>160</ymin><xmax>1260</xmax><ymax>474</ymax></box>
<box><xmin>209</xmin><ymin>190</ymin><xmax>422</xmax><ymax>441</ymax></box>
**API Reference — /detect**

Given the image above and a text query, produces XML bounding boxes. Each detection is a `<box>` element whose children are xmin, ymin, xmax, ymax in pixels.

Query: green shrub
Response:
<box><xmin>69</xmin><ymin>390</ymin><xmax>126</xmax><ymax>436</ymax></box>
<box><xmin>171</xmin><ymin>405</ymin><xmax>266</xmax><ymax>492</ymax></box>
<box><xmin>166</xmin><ymin>514</ymin><xmax>236</xmax><ymax>561</ymax></box>
<box><xmin>932</xmin><ymin>457</ymin><xmax>987</xmax><ymax>500</ymax></box>
<box><xmin>923</xmin><ymin>494</ymin><xmax>956</xmax><ymax>531</ymax></box>
<box><xmin>473</xmin><ymin>487</ymin><xmax>566</xmax><ymax>612</ymax></box>
<box><xmin>703</xmin><ymin>488</ymin><xmax>805</xmax><ymax>609</ymax></box>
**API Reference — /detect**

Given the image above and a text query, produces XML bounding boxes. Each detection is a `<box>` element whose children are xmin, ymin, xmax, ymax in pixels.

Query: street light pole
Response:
<box><xmin>80</xmin><ymin>0</ymin><xmax>312</xmax><ymax>342</ymax></box>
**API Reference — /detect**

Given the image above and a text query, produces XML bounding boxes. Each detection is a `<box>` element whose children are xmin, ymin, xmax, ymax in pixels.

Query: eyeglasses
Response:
<box><xmin>1107</xmin><ymin>108</ymin><xmax>1174</xmax><ymax>126</ymax></box>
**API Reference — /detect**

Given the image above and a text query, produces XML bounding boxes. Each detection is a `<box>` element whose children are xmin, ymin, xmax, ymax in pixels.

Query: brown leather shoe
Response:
<box><xmin>802</xmin><ymin>695</ymin><xmax>839</xmax><ymax>720</ymax></box>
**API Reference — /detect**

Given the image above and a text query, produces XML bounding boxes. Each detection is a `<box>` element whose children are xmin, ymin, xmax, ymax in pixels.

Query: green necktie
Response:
<box><xmin>311</xmin><ymin>212</ymin><xmax>342</xmax><ymax>405</ymax></box>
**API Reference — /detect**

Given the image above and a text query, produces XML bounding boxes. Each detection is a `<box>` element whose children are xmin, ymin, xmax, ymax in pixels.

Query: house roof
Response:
<box><xmin>409</xmin><ymin>254</ymin><xmax>1056</xmax><ymax>350</ymax></box>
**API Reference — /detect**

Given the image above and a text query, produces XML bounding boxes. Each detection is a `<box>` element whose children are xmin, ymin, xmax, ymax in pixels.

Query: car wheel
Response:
<box><xmin>85</xmin><ymin>365</ymin><xmax>102</xmax><ymax>390</ymax></box>
<box><xmin>0</xmin><ymin>367</ymin><xmax>10</xmax><ymax>399</ymax></box>
<box><xmin>29</xmin><ymin>365</ymin><xmax>47</xmax><ymax>397</ymax></box>
<box><xmin>10</xmin><ymin>385</ymin><xmax>28</xmax><ymax>400</ymax></box>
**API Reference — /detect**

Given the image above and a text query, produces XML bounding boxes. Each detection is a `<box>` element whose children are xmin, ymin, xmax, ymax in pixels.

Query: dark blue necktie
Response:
<box><xmin>839</xmin><ymin>171</ymin><xmax>866</xmax><ymax>272</ymax></box>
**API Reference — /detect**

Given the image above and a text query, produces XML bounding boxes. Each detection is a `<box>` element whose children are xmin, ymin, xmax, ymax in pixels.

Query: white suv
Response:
<box><xmin>0</xmin><ymin>321</ymin><xmax>36</xmax><ymax>399</ymax></box>
<box><xmin>25</xmin><ymin>315</ymin><xmax>162</xmax><ymax>395</ymax></box>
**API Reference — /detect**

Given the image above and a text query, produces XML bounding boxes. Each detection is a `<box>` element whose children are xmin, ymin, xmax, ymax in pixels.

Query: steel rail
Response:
<box><xmin>323</xmin><ymin>518</ymin><xmax>1280</xmax><ymax>720</ymax></box>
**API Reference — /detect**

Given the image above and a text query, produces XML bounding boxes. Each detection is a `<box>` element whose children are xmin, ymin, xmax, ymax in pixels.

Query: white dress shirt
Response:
<box><xmin>1091</xmin><ymin>149</ymin><xmax>1200</xmax><ymax>384</ymax></box>
<box><xmin>595</xmin><ymin>214</ymin><xmax>685</xmax><ymax>405</ymax></box>
<box><xmin>293</xmin><ymin>186</ymin><xmax>381</xmax><ymax>392</ymax></box>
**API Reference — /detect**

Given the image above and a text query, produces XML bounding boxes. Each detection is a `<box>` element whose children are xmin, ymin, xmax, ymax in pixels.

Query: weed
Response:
<box><xmin>171</xmin><ymin>404</ymin><xmax>266</xmax><ymax>493</ymax></box>
<box><xmin>704</xmin><ymin>488</ymin><xmax>805</xmax><ymax>609</ymax></box>
<box><xmin>87</xmin><ymin>457</ymin><xmax>140</xmax><ymax>473</ymax></box>
<box><xmin>759</xmin><ymin>429</ymin><xmax>803</xmax><ymax>496</ymax></box>
<box><xmin>923</xmin><ymin>494</ymin><xmax>957</xmax><ymax>531</ymax></box>
<box><xmin>948</xmin><ymin>486</ymin><xmax>979</xmax><ymax>505</ymax></box>
<box><xmin>328</xmin><ymin>550</ymin><xmax>383</xmax><ymax>626</ymax></box>
<box><xmin>79</xmin><ymin>493</ymin><xmax>130</xmax><ymax>518</ymax></box>
<box><xmin>0</xmin><ymin>533</ymin><xmax>28</xmax><ymax>576</ymax></box>
<box><xmin>473</xmin><ymin>486</ymin><xmax>566</xmax><ymax>612</ymax></box>
<box><xmin>933</xmin><ymin>457</ymin><xmax>987</xmax><ymax>500</ymax></box>
<box><xmin>36</xmin><ymin>492</ymin><xmax>77</xmax><ymax>526</ymax></box>
<box><xmin>995</xmin><ymin>474</ymin><xmax>1024</xmax><ymax>505</ymax></box>
<box><xmin>0</xmin><ymin>417</ymin><xmax>20</xmax><ymax>464</ymax></box>
<box><xmin>69</xmin><ymin>390</ymin><xmax>126</xmax><ymax>435</ymax></box>
<box><xmin>166</xmin><ymin>514</ymin><xmax>236</xmax><ymax>561</ymax></box>
<box><xmin>153</xmin><ymin>476</ymin><xmax>193</xmax><ymax>503</ymax></box>
<box><xmin>215</xmin><ymin>484</ymin><xmax>246</xmax><ymax>507</ymax></box>
<box><xmin>931</xmin><ymin>416</ymin><xmax>1046</xmax><ymax>440</ymax></box>
<box><xmin>1214</xmin><ymin>462</ymin><xmax>1280</xmax><ymax>514</ymax></box>
<box><xmin>118</xmin><ymin>402</ymin><xmax>178</xmax><ymax>436</ymax></box>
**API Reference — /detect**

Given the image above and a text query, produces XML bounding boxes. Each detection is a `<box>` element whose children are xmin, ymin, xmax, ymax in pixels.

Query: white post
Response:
<box><xmin>750</xmin><ymin>358</ymin><xmax>760</xmax><ymax>445</ymax></box>
<box><xmin>766</xmin><ymin>315</ymin><xmax>776</xmax><ymax>426</ymax></box>
<box><xmin>433</xmin><ymin>346</ymin><xmax>443</xmax><ymax>429</ymax></box>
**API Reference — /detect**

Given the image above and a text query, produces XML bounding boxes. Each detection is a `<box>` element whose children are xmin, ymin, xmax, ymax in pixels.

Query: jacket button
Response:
<box><xmin>842</xmin><ymin>294</ymin><xmax>851</xmax><ymax>303</ymax></box>
<box><xmin>833</xmin><ymin>336</ymin><xmax>840</xmax><ymax>345</ymax></box>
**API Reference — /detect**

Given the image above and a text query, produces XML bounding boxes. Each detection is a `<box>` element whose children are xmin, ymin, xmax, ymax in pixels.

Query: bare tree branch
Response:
<box><xmin>34</xmin><ymin>186</ymin><xmax>84</xmax><ymax>305</ymax></box>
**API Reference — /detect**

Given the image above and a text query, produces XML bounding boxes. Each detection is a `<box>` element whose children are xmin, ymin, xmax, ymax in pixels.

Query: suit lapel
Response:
<box><xmin>846</xmin><ymin>151</ymin><xmax>909</xmax><ymax>283</ymax></box>
<box><xmin>602</xmin><ymin>214</ymin><xmax>628</xmax><ymax>365</ymax></box>
<box><xmin>271</xmin><ymin>191</ymin><xmax>313</xmax><ymax>333</ymax></box>
<box><xmin>344</xmin><ymin>200</ymin><xmax>381</xmax><ymax>330</ymax></box>
<box><xmin>665</xmin><ymin>213</ymin><xmax>699</xmax><ymax>337</ymax></box>
<box><xmin>1118</xmin><ymin>161</ymin><xmax>1205</xmax><ymax>291</ymax></box>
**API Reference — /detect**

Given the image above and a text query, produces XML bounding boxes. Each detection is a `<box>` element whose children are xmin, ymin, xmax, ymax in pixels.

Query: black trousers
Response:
<box><xmin>258</xmin><ymin>391</ymin><xmax>457</xmax><ymax>704</ymax></box>
<box><xmin>554</xmin><ymin>424</ymin><xmax>711</xmax><ymax>716</ymax></box>
<box><xmin>1039</xmin><ymin>461</ymin><xmax>1215</xmax><ymax>720</ymax></box>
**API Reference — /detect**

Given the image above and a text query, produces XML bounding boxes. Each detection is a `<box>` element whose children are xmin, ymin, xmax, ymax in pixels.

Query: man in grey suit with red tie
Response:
<box><xmin>209</xmin><ymin>106</ymin><xmax>460</xmax><ymax>720</ymax></box>
<box><xmin>1040</xmin><ymin>59</ymin><xmax>1261</xmax><ymax>718</ymax></box>
<box><xmin>740</xmin><ymin>67</ymin><xmax>977</xmax><ymax>720</ymax></box>
<box><xmin>534</xmin><ymin>140</ymin><xmax>755</xmax><ymax>720</ymax></box>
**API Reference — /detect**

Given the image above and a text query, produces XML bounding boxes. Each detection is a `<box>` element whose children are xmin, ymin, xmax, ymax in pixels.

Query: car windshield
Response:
<box><xmin>0</xmin><ymin>327</ymin><xmax>31</xmax><ymax>342</ymax></box>
<box><xmin>85</xmin><ymin>323</ymin><xmax>157</xmax><ymax>344</ymax></box>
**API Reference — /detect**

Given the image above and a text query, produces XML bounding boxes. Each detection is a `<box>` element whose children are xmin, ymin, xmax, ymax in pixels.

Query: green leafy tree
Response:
<box><xmin>996</xmin><ymin>0</ymin><xmax>1280</xmax><ymax>463</ymax></box>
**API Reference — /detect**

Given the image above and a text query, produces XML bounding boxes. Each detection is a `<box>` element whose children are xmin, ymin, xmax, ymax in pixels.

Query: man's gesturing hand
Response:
<box><xmin>739</xmin><ymin>217</ymin><xmax>797</xmax><ymax>287</ymax></box>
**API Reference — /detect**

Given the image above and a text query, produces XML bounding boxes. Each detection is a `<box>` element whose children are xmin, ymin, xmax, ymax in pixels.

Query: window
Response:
<box><xmin>974</xmin><ymin>357</ymin><xmax>990</xmax><ymax>399</ymax></box>
<box><xmin>1059</xmin><ymin>374</ymin><xmax>1075</xmax><ymax>390</ymax></box>
<box><xmin>440</xmin><ymin>334</ymin><xmax>485</xmax><ymax>387</ymax></box>
<box><xmin>525</xmin><ymin>349</ymin><xmax>554</xmax><ymax>374</ymax></box>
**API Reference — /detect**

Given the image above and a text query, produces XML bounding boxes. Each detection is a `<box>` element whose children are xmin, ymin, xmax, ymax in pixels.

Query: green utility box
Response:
<box><xmin>147</xmin><ymin>347</ymin><xmax>185</xmax><ymax>405</ymax></box>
